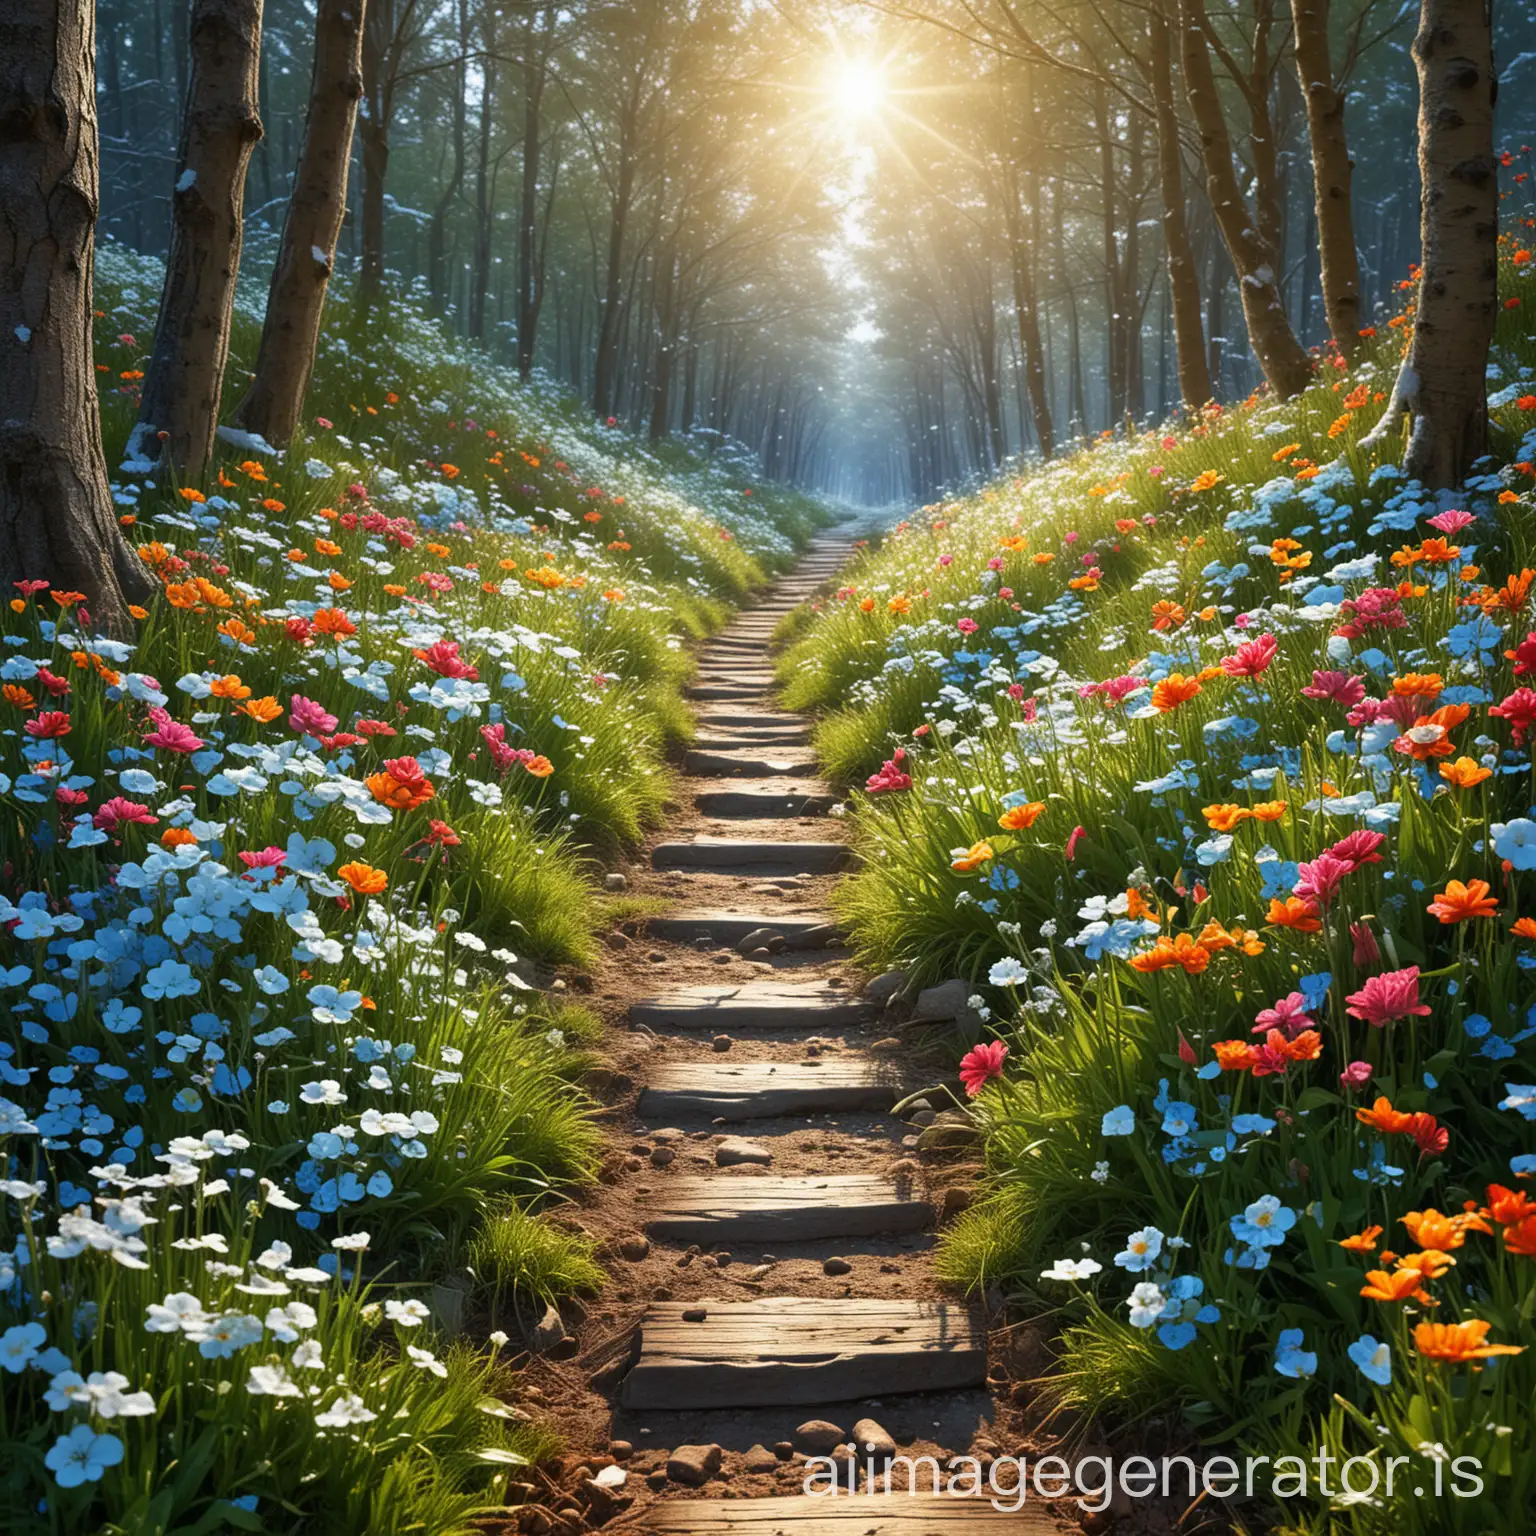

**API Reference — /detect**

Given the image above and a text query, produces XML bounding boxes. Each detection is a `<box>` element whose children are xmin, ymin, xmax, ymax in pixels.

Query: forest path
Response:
<box><xmin>520</xmin><ymin>536</ymin><xmax>1068</xmax><ymax>1536</ymax></box>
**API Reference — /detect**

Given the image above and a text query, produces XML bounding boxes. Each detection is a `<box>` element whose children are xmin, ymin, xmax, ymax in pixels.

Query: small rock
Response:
<box><xmin>647</xmin><ymin>952</ymin><xmax>667</xmax><ymax>963</ymax></box>
<box><xmin>549</xmin><ymin>1335</ymin><xmax>580</xmax><ymax>1360</ymax></box>
<box><xmin>909</xmin><ymin>977</ymin><xmax>973</xmax><ymax>1024</ymax></box>
<box><xmin>593</xmin><ymin>1465</ymin><xmax>627</xmax><ymax>1490</ymax></box>
<box><xmin>746</xmin><ymin>947</ymin><xmax>773</xmax><ymax>960</ymax></box>
<box><xmin>910</xmin><ymin>1108</ymin><xmax>937</xmax><ymax>1127</ymax></box>
<box><xmin>694</xmin><ymin>937</ymin><xmax>713</xmax><ymax>952</ymax></box>
<box><xmin>604</xmin><ymin>932</ymin><xmax>629</xmax><ymax>951</ymax></box>
<box><xmin>645</xmin><ymin>1471</ymin><xmax>669</xmax><ymax>1492</ymax></box>
<box><xmin>823</xmin><ymin>1256</ymin><xmax>852</xmax><ymax>1276</ymax></box>
<box><xmin>667</xmin><ymin>1444</ymin><xmax>723</xmax><ymax>1486</ymax></box>
<box><xmin>773</xmin><ymin>1442</ymin><xmax>794</xmax><ymax>1460</ymax></box>
<box><xmin>682</xmin><ymin>1307</ymin><xmax>709</xmax><ymax>1322</ymax></box>
<box><xmin>649</xmin><ymin>1146</ymin><xmax>676</xmax><ymax>1167</ymax></box>
<box><xmin>714</xmin><ymin>1252</ymin><xmax>732</xmax><ymax>1267</ymax></box>
<box><xmin>796</xmin><ymin>923</ymin><xmax>840</xmax><ymax>948</ymax></box>
<box><xmin>522</xmin><ymin>1508</ymin><xmax>553</xmax><ymax>1534</ymax></box>
<box><xmin>716</xmin><ymin>1136</ymin><xmax>772</xmax><ymax>1167</ymax></box>
<box><xmin>939</xmin><ymin>1186</ymin><xmax>973</xmax><ymax>1220</ymax></box>
<box><xmin>736</xmin><ymin>927</ymin><xmax>786</xmax><ymax>954</ymax></box>
<box><xmin>608</xmin><ymin>1441</ymin><xmax>634</xmax><ymax>1462</ymax></box>
<box><xmin>743</xmin><ymin>1444</ymin><xmax>780</xmax><ymax>1474</ymax></box>
<box><xmin>604</xmin><ymin>873</ymin><xmax>628</xmax><ymax>892</ymax></box>
<box><xmin>531</xmin><ymin>1303</ymin><xmax>565</xmax><ymax>1353</ymax></box>
<box><xmin>742</xmin><ymin>1264</ymin><xmax>771</xmax><ymax>1281</ymax></box>
<box><xmin>917</xmin><ymin>1123</ymin><xmax>979</xmax><ymax>1152</ymax></box>
<box><xmin>618</xmin><ymin>1234</ymin><xmax>650</xmax><ymax>1262</ymax></box>
<box><xmin>863</xmin><ymin>970</ymin><xmax>905</xmax><ymax>1004</ymax></box>
<box><xmin>579</xmin><ymin>1477</ymin><xmax>620</xmax><ymax>1521</ymax></box>
<box><xmin>711</xmin><ymin>953</ymin><xmax>733</xmax><ymax>965</ymax></box>
<box><xmin>852</xmin><ymin>1419</ymin><xmax>896</xmax><ymax>1460</ymax></box>
<box><xmin>794</xmin><ymin>1420</ymin><xmax>848</xmax><ymax>1454</ymax></box>
<box><xmin>712</xmin><ymin>1034</ymin><xmax>733</xmax><ymax>1053</ymax></box>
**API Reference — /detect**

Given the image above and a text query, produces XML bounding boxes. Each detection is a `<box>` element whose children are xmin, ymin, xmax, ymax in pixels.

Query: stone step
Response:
<box><xmin>685</xmin><ymin>750</ymin><xmax>817</xmax><ymax>776</ymax></box>
<box><xmin>641</xmin><ymin>1175</ymin><xmax>931</xmax><ymax>1244</ymax></box>
<box><xmin>620</xmin><ymin>1297</ymin><xmax>986</xmax><ymax>1409</ymax></box>
<box><xmin>695</xmin><ymin>783</ymin><xmax>837</xmax><ymax>817</ymax></box>
<box><xmin>691</xmin><ymin>734</ymin><xmax>812</xmax><ymax>754</ymax></box>
<box><xmin>685</xmin><ymin>687</ymin><xmax>771</xmax><ymax>703</ymax></box>
<box><xmin>653</xmin><ymin>839</ymin><xmax>850</xmax><ymax>873</ymax></box>
<box><xmin>644</xmin><ymin>910</ymin><xmax>843</xmax><ymax>947</ymax></box>
<box><xmin>637</xmin><ymin>1496</ymin><xmax>1052</xmax><ymax>1535</ymax></box>
<box><xmin>693</xmin><ymin>711</ymin><xmax>811</xmax><ymax>729</ymax></box>
<box><xmin>630</xmin><ymin>982</ymin><xmax>869</xmax><ymax>1031</ymax></box>
<box><xmin>638</xmin><ymin>1061</ymin><xmax>895</xmax><ymax>1122</ymax></box>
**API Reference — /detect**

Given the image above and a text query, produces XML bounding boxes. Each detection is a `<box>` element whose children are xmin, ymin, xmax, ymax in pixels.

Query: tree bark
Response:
<box><xmin>0</xmin><ymin>0</ymin><xmax>152</xmax><ymax>632</ymax></box>
<box><xmin>1363</xmin><ymin>0</ymin><xmax>1497</xmax><ymax>487</ymax></box>
<box><xmin>1290</xmin><ymin>0</ymin><xmax>1363</xmax><ymax>359</ymax></box>
<box><xmin>234</xmin><ymin>0</ymin><xmax>364</xmax><ymax>447</ymax></box>
<box><xmin>1151</xmin><ymin>0</ymin><xmax>1213</xmax><ymax>408</ymax></box>
<box><xmin>356</xmin><ymin>0</ymin><xmax>393</xmax><ymax>314</ymax></box>
<box><xmin>132</xmin><ymin>0</ymin><xmax>264</xmax><ymax>479</ymax></box>
<box><xmin>1179</xmin><ymin>0</ymin><xmax>1312</xmax><ymax>399</ymax></box>
<box><xmin>514</xmin><ymin>3</ymin><xmax>554</xmax><ymax>379</ymax></box>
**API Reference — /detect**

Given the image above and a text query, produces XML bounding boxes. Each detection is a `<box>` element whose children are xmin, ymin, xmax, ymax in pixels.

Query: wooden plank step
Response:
<box><xmin>693</xmin><ymin>711</ymin><xmax>811</xmax><ymax>728</ymax></box>
<box><xmin>685</xmin><ymin>687</ymin><xmax>772</xmax><ymax>703</ymax></box>
<box><xmin>692</xmin><ymin>734</ymin><xmax>812</xmax><ymax>752</ymax></box>
<box><xmin>644</xmin><ymin>910</ymin><xmax>843</xmax><ymax>946</ymax></box>
<box><xmin>653</xmin><ymin>839</ymin><xmax>850</xmax><ymax>873</ymax></box>
<box><xmin>695</xmin><ymin>784</ymin><xmax>837</xmax><ymax>817</ymax></box>
<box><xmin>621</xmin><ymin>1297</ymin><xmax>986</xmax><ymax>1409</ymax></box>
<box><xmin>638</xmin><ymin>1496</ymin><xmax>1053</xmax><ymax>1535</ymax></box>
<box><xmin>641</xmin><ymin>1175</ymin><xmax>931</xmax><ymax>1243</ymax></box>
<box><xmin>631</xmin><ymin>982</ymin><xmax>868</xmax><ymax>1030</ymax></box>
<box><xmin>685</xmin><ymin>750</ymin><xmax>818</xmax><ymax>776</ymax></box>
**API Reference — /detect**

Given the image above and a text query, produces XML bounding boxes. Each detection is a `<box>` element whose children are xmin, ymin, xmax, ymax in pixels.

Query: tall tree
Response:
<box><xmin>1363</xmin><ymin>0</ymin><xmax>1498</xmax><ymax>486</ymax></box>
<box><xmin>1289</xmin><ymin>0</ymin><xmax>1363</xmax><ymax>358</ymax></box>
<box><xmin>0</xmin><ymin>0</ymin><xmax>151</xmax><ymax>631</ymax></box>
<box><xmin>235</xmin><ymin>0</ymin><xmax>366</xmax><ymax>446</ymax></box>
<box><xmin>132</xmin><ymin>0</ymin><xmax>265</xmax><ymax>477</ymax></box>
<box><xmin>1179</xmin><ymin>0</ymin><xmax>1313</xmax><ymax>398</ymax></box>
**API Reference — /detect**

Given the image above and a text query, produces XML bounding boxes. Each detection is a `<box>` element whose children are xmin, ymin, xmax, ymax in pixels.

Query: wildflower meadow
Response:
<box><xmin>779</xmin><ymin>196</ymin><xmax>1536</xmax><ymax>1532</ymax></box>
<box><xmin>0</xmin><ymin>244</ymin><xmax>828</xmax><ymax>1533</ymax></box>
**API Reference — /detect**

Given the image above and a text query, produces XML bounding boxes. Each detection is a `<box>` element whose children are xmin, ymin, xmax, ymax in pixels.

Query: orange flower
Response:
<box><xmin>1360</xmin><ymin>1267</ymin><xmax>1434</xmax><ymax>1304</ymax></box>
<box><xmin>1189</xmin><ymin>469</ymin><xmax>1224</xmax><ymax>492</ymax></box>
<box><xmin>160</xmin><ymin>827</ymin><xmax>199</xmax><ymax>850</ymax></box>
<box><xmin>1250</xmin><ymin>800</ymin><xmax>1287</xmax><ymax>821</ymax></box>
<box><xmin>1124</xmin><ymin>888</ymin><xmax>1156</xmax><ymax>920</ymax></box>
<box><xmin>1513</xmin><ymin>916</ymin><xmax>1536</xmax><ymax>940</ymax></box>
<box><xmin>1151</xmin><ymin>673</ymin><xmax>1202</xmax><ymax>712</ymax></box>
<box><xmin>1414</xmin><ymin>1320</ymin><xmax>1523</xmax><ymax>1362</ymax></box>
<box><xmin>1396</xmin><ymin>1248</ymin><xmax>1457</xmax><ymax>1279</ymax></box>
<box><xmin>1212</xmin><ymin>1039</ymin><xmax>1258</xmax><ymax>1070</ymax></box>
<box><xmin>1266</xmin><ymin>896</ymin><xmax>1322</xmax><ymax>933</ymax></box>
<box><xmin>238</xmin><ymin>696</ymin><xmax>283</xmax><ymax>724</ymax></box>
<box><xmin>218</xmin><ymin>618</ymin><xmax>258</xmax><ymax>646</ymax></box>
<box><xmin>207</xmin><ymin>675</ymin><xmax>251</xmax><ymax>701</ymax></box>
<box><xmin>312</xmin><ymin>607</ymin><xmax>358</xmax><ymax>638</ymax></box>
<box><xmin>522</xmin><ymin>755</ymin><xmax>554</xmax><ymax>779</ymax></box>
<box><xmin>1338</xmin><ymin>1225</ymin><xmax>1383</xmax><ymax>1253</ymax></box>
<box><xmin>887</xmin><ymin>594</ymin><xmax>912</xmax><ymax>615</ymax></box>
<box><xmin>1150</xmin><ymin>600</ymin><xmax>1186</xmax><ymax>631</ymax></box>
<box><xmin>951</xmin><ymin>840</ymin><xmax>994</xmax><ymax>873</ymax></box>
<box><xmin>998</xmin><ymin>801</ymin><xmax>1045</xmax><ymax>831</ymax></box>
<box><xmin>1401</xmin><ymin>1209</ymin><xmax>1490</xmax><ymax>1251</ymax></box>
<box><xmin>1392</xmin><ymin>671</ymin><xmax>1444</xmax><ymax>699</ymax></box>
<box><xmin>1486</xmin><ymin>1183</ymin><xmax>1536</xmax><ymax>1226</ymax></box>
<box><xmin>1129</xmin><ymin>933</ymin><xmax>1210</xmax><ymax>975</ymax></box>
<box><xmin>1356</xmin><ymin>1096</ymin><xmax>1416</xmax><ymax>1134</ymax></box>
<box><xmin>1501</xmin><ymin>1215</ymin><xmax>1536</xmax><ymax>1256</ymax></box>
<box><xmin>366</xmin><ymin>765</ymin><xmax>435</xmax><ymax>811</ymax></box>
<box><xmin>1439</xmin><ymin>756</ymin><xmax>1492</xmax><ymax>789</ymax></box>
<box><xmin>337</xmin><ymin>862</ymin><xmax>388</xmax><ymax>895</ymax></box>
<box><xmin>327</xmin><ymin>572</ymin><xmax>352</xmax><ymax>593</ymax></box>
<box><xmin>859</xmin><ymin>596</ymin><xmax>875</xmax><ymax>612</ymax></box>
<box><xmin>314</xmin><ymin>539</ymin><xmax>343</xmax><ymax>558</ymax></box>
<box><xmin>1201</xmin><ymin>803</ymin><xmax>1250</xmax><ymax>832</ymax></box>
<box><xmin>1427</xmin><ymin>878</ymin><xmax>1497</xmax><ymax>923</ymax></box>
<box><xmin>2</xmin><ymin>684</ymin><xmax>35</xmax><ymax>710</ymax></box>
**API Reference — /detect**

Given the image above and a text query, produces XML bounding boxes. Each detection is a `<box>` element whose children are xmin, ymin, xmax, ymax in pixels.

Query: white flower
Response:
<box><xmin>264</xmin><ymin>1302</ymin><xmax>319</xmax><ymax>1342</ymax></box>
<box><xmin>331</xmin><ymin>1232</ymin><xmax>371</xmax><ymax>1252</ymax></box>
<box><xmin>247</xmin><ymin>1365</ymin><xmax>302</xmax><ymax>1398</ymax></box>
<box><xmin>255</xmin><ymin>1241</ymin><xmax>293</xmax><ymax>1271</ymax></box>
<box><xmin>187</xmin><ymin>1312</ymin><xmax>263</xmax><ymax>1359</ymax></box>
<box><xmin>406</xmin><ymin>1345</ymin><xmax>448</xmax><ymax>1378</ymax></box>
<box><xmin>145</xmin><ymin>1292</ymin><xmax>206</xmax><ymax>1334</ymax></box>
<box><xmin>315</xmin><ymin>1392</ymin><xmax>377</xmax><ymax>1427</ymax></box>
<box><xmin>1040</xmin><ymin>1258</ymin><xmax>1103</xmax><ymax>1283</ymax></box>
<box><xmin>1126</xmin><ymin>1282</ymin><xmax>1167</xmax><ymax>1329</ymax></box>
<box><xmin>299</xmin><ymin>1079</ymin><xmax>347</xmax><ymax>1107</ymax></box>
<box><xmin>80</xmin><ymin>1370</ymin><xmax>155</xmax><ymax>1418</ymax></box>
<box><xmin>291</xmin><ymin>1339</ymin><xmax>325</xmax><ymax>1370</ymax></box>
<box><xmin>383</xmin><ymin>1298</ymin><xmax>430</xmax><ymax>1328</ymax></box>
<box><xmin>986</xmin><ymin>957</ymin><xmax>1029</xmax><ymax>986</ymax></box>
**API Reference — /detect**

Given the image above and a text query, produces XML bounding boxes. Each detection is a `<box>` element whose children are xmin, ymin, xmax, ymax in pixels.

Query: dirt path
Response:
<box><xmin>513</xmin><ymin>537</ymin><xmax>1077</xmax><ymax>1536</ymax></box>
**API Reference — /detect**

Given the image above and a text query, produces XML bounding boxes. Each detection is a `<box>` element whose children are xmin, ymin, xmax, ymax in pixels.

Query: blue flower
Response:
<box><xmin>1348</xmin><ymin>1334</ymin><xmax>1392</xmax><ymax>1386</ymax></box>
<box><xmin>1157</xmin><ymin>1321</ymin><xmax>1197</xmax><ymax>1350</ymax></box>
<box><xmin>1229</xmin><ymin>1195</ymin><xmax>1296</xmax><ymax>1248</ymax></box>
<box><xmin>1274</xmin><ymin>1328</ymin><xmax>1316</xmax><ymax>1378</ymax></box>
<box><xmin>1101</xmin><ymin>1104</ymin><xmax>1135</xmax><ymax>1137</ymax></box>
<box><xmin>1498</xmin><ymin>1084</ymin><xmax>1536</xmax><ymax>1120</ymax></box>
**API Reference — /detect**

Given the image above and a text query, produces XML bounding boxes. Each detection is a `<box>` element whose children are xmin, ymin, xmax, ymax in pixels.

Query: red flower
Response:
<box><xmin>92</xmin><ymin>796</ymin><xmax>157</xmax><ymax>832</ymax></box>
<box><xmin>1346</xmin><ymin>967</ymin><xmax>1432</xmax><ymax>1028</ymax></box>
<box><xmin>1221</xmin><ymin>631</ymin><xmax>1278</xmax><ymax>678</ymax></box>
<box><xmin>865</xmin><ymin>749</ymin><xmax>912</xmax><ymax>795</ymax></box>
<box><xmin>958</xmin><ymin>1040</ymin><xmax>1008</xmax><ymax>1096</ymax></box>
<box><xmin>23</xmin><ymin>711</ymin><xmax>71</xmax><ymax>739</ymax></box>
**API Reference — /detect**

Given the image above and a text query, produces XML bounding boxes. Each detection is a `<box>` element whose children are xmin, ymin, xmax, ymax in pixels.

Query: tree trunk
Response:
<box><xmin>234</xmin><ymin>0</ymin><xmax>364</xmax><ymax>447</ymax></box>
<box><xmin>514</xmin><ymin>4</ymin><xmax>551</xmax><ymax>379</ymax></box>
<box><xmin>0</xmin><ymin>0</ymin><xmax>152</xmax><ymax>632</ymax></box>
<box><xmin>1179</xmin><ymin>0</ymin><xmax>1312</xmax><ymax>399</ymax></box>
<box><xmin>356</xmin><ymin>0</ymin><xmax>392</xmax><ymax>314</ymax></box>
<box><xmin>1363</xmin><ymin>0</ymin><xmax>1497</xmax><ymax>487</ymax></box>
<box><xmin>1290</xmin><ymin>0</ymin><xmax>1363</xmax><ymax>358</ymax></box>
<box><xmin>468</xmin><ymin>47</ymin><xmax>495</xmax><ymax>342</ymax></box>
<box><xmin>1151</xmin><ymin>0</ymin><xmax>1213</xmax><ymax>408</ymax></box>
<box><xmin>133</xmin><ymin>0</ymin><xmax>264</xmax><ymax>478</ymax></box>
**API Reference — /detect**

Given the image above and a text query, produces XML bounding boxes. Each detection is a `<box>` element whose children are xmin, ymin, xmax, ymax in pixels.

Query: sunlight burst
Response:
<box><xmin>827</xmin><ymin>58</ymin><xmax>888</xmax><ymax>123</ymax></box>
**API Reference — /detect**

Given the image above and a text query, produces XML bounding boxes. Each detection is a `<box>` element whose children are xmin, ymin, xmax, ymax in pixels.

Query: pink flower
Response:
<box><xmin>959</xmin><ymin>1040</ymin><xmax>1008</xmax><ymax>1097</ymax></box>
<box><xmin>413</xmin><ymin>638</ymin><xmax>479</xmax><ymax>681</ymax></box>
<box><xmin>239</xmin><ymin>846</ymin><xmax>287</xmax><ymax>872</ymax></box>
<box><xmin>1301</xmin><ymin>669</ymin><xmax>1366</xmax><ymax>707</ymax></box>
<box><xmin>24</xmin><ymin>711</ymin><xmax>72</xmax><ymax>739</ymax></box>
<box><xmin>1064</xmin><ymin>531</ymin><xmax>1080</xmax><ymax>544</ymax></box>
<box><xmin>289</xmin><ymin>694</ymin><xmax>339</xmax><ymax>738</ymax></box>
<box><xmin>1333</xmin><ymin>587</ymin><xmax>1406</xmax><ymax>640</ymax></box>
<box><xmin>479</xmin><ymin>722</ymin><xmax>519</xmax><ymax>772</ymax></box>
<box><xmin>92</xmin><ymin>796</ymin><xmax>157</xmax><ymax>832</ymax></box>
<box><xmin>1491</xmin><ymin>688</ymin><xmax>1536</xmax><ymax>746</ymax></box>
<box><xmin>142</xmin><ymin>709</ymin><xmax>204</xmax><ymax>754</ymax></box>
<box><xmin>1006</xmin><ymin>683</ymin><xmax>1025</xmax><ymax>701</ymax></box>
<box><xmin>1065</xmin><ymin>825</ymin><xmax>1085</xmax><ymax>861</ymax></box>
<box><xmin>956</xmin><ymin>617</ymin><xmax>979</xmax><ymax>635</ymax></box>
<box><xmin>1293</xmin><ymin>852</ymin><xmax>1352</xmax><ymax>907</ymax></box>
<box><xmin>55</xmin><ymin>786</ymin><xmax>88</xmax><ymax>808</ymax></box>
<box><xmin>1251</xmin><ymin>992</ymin><xmax>1315</xmax><ymax>1039</ymax></box>
<box><xmin>1350</xmin><ymin>920</ymin><xmax>1382</xmax><ymax>970</ymax></box>
<box><xmin>1222</xmin><ymin>632</ymin><xmax>1278</xmax><ymax>678</ymax></box>
<box><xmin>1018</xmin><ymin>698</ymin><xmax>1037</xmax><ymax>724</ymax></box>
<box><xmin>1345</xmin><ymin>966</ymin><xmax>1431</xmax><ymax>1028</ymax></box>
<box><xmin>1425</xmin><ymin>508</ymin><xmax>1476</xmax><ymax>534</ymax></box>
<box><xmin>986</xmin><ymin>557</ymin><xmax>1003</xmax><ymax>571</ymax></box>
<box><xmin>866</xmin><ymin>749</ymin><xmax>912</xmax><ymax>795</ymax></box>
<box><xmin>1339</xmin><ymin>1060</ymin><xmax>1373</xmax><ymax>1091</ymax></box>
<box><xmin>1325</xmin><ymin>829</ymin><xmax>1386</xmax><ymax>871</ymax></box>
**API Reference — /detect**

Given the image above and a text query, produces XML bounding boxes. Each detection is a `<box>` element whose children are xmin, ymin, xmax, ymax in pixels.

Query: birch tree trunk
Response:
<box><xmin>0</xmin><ymin>0</ymin><xmax>152</xmax><ymax>632</ymax></box>
<box><xmin>132</xmin><ymin>0</ymin><xmax>264</xmax><ymax>478</ymax></box>
<box><xmin>1364</xmin><ymin>0</ymin><xmax>1498</xmax><ymax>486</ymax></box>
<box><xmin>234</xmin><ymin>0</ymin><xmax>365</xmax><ymax>446</ymax></box>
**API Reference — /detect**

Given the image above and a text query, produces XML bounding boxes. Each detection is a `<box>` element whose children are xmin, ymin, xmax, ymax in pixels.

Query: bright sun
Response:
<box><xmin>827</xmin><ymin>58</ymin><xmax>888</xmax><ymax>123</ymax></box>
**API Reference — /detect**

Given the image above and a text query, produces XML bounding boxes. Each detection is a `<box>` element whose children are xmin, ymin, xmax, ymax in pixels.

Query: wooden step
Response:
<box><xmin>631</xmin><ymin>982</ymin><xmax>869</xmax><ymax>1030</ymax></box>
<box><xmin>693</xmin><ymin>711</ymin><xmax>811</xmax><ymax>729</ymax></box>
<box><xmin>685</xmin><ymin>750</ymin><xmax>818</xmax><ymax>776</ymax></box>
<box><xmin>653</xmin><ymin>839</ymin><xmax>850</xmax><ymax>873</ymax></box>
<box><xmin>639</xmin><ymin>1061</ymin><xmax>893</xmax><ymax>1122</ymax></box>
<box><xmin>695</xmin><ymin>784</ymin><xmax>837</xmax><ymax>817</ymax></box>
<box><xmin>685</xmin><ymin>687</ymin><xmax>772</xmax><ymax>704</ymax></box>
<box><xmin>620</xmin><ymin>1297</ymin><xmax>986</xmax><ymax>1409</ymax></box>
<box><xmin>641</xmin><ymin>1174</ymin><xmax>931</xmax><ymax>1243</ymax></box>
<box><xmin>692</xmin><ymin>733</ymin><xmax>812</xmax><ymax>752</ymax></box>
<box><xmin>644</xmin><ymin>910</ymin><xmax>843</xmax><ymax>946</ymax></box>
<box><xmin>638</xmin><ymin>1496</ymin><xmax>1053</xmax><ymax>1535</ymax></box>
